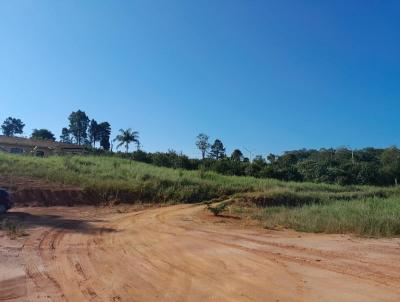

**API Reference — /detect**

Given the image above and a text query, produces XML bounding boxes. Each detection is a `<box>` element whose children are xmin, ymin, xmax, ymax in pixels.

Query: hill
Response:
<box><xmin>1</xmin><ymin>153</ymin><xmax>400</xmax><ymax>236</ymax></box>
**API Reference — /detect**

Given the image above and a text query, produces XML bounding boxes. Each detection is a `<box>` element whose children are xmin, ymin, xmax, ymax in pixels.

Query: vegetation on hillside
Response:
<box><xmin>0</xmin><ymin>152</ymin><xmax>391</xmax><ymax>203</ymax></box>
<box><xmin>3</xmin><ymin>112</ymin><xmax>400</xmax><ymax>187</ymax></box>
<box><xmin>113</xmin><ymin>146</ymin><xmax>400</xmax><ymax>187</ymax></box>
<box><xmin>230</xmin><ymin>196</ymin><xmax>400</xmax><ymax>237</ymax></box>
<box><xmin>1</xmin><ymin>152</ymin><xmax>400</xmax><ymax>237</ymax></box>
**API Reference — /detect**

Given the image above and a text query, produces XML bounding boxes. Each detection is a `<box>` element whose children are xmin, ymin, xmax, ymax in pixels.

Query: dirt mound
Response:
<box><xmin>0</xmin><ymin>176</ymin><xmax>96</xmax><ymax>206</ymax></box>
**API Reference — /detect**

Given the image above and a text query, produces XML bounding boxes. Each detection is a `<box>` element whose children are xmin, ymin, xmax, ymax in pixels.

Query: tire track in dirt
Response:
<box><xmin>154</xmin><ymin>205</ymin><xmax>400</xmax><ymax>288</ymax></box>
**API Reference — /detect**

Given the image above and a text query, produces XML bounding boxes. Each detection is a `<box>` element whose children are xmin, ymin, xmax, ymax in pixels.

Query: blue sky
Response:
<box><xmin>1</xmin><ymin>1</ymin><xmax>399</xmax><ymax>157</ymax></box>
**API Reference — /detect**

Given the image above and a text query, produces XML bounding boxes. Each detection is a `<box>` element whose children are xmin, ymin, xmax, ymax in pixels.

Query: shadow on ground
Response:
<box><xmin>1</xmin><ymin>212</ymin><xmax>116</xmax><ymax>234</ymax></box>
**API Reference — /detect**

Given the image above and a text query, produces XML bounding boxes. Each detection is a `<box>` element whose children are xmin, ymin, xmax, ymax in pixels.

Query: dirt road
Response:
<box><xmin>1</xmin><ymin>204</ymin><xmax>400</xmax><ymax>302</ymax></box>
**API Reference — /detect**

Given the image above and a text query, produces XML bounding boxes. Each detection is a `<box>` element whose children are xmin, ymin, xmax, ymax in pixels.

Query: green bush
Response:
<box><xmin>206</xmin><ymin>202</ymin><xmax>228</xmax><ymax>216</ymax></box>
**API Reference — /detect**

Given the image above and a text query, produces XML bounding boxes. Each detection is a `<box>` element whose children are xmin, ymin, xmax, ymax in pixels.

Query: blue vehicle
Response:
<box><xmin>0</xmin><ymin>189</ymin><xmax>12</xmax><ymax>214</ymax></box>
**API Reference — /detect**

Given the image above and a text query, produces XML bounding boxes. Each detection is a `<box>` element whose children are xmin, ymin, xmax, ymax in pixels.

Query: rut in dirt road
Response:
<box><xmin>1</xmin><ymin>205</ymin><xmax>400</xmax><ymax>302</ymax></box>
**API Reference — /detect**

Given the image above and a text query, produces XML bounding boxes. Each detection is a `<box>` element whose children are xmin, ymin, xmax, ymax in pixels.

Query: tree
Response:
<box><xmin>196</xmin><ymin>133</ymin><xmax>210</xmax><ymax>159</ymax></box>
<box><xmin>88</xmin><ymin>119</ymin><xmax>100</xmax><ymax>148</ymax></box>
<box><xmin>31</xmin><ymin>129</ymin><xmax>55</xmax><ymax>141</ymax></box>
<box><xmin>68</xmin><ymin>110</ymin><xmax>90</xmax><ymax>145</ymax></box>
<box><xmin>98</xmin><ymin>122</ymin><xmax>111</xmax><ymax>150</ymax></box>
<box><xmin>60</xmin><ymin>127</ymin><xmax>72</xmax><ymax>143</ymax></box>
<box><xmin>380</xmin><ymin>147</ymin><xmax>400</xmax><ymax>185</ymax></box>
<box><xmin>231</xmin><ymin>149</ymin><xmax>243</xmax><ymax>161</ymax></box>
<box><xmin>1</xmin><ymin>117</ymin><xmax>25</xmax><ymax>136</ymax></box>
<box><xmin>209</xmin><ymin>139</ymin><xmax>226</xmax><ymax>160</ymax></box>
<box><xmin>114</xmin><ymin>128</ymin><xmax>140</xmax><ymax>153</ymax></box>
<box><xmin>267</xmin><ymin>153</ymin><xmax>277</xmax><ymax>164</ymax></box>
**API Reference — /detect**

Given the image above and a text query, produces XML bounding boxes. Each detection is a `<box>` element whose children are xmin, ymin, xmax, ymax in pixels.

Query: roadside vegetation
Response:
<box><xmin>3</xmin><ymin>112</ymin><xmax>400</xmax><ymax>187</ymax></box>
<box><xmin>2</xmin><ymin>110</ymin><xmax>400</xmax><ymax>237</ymax></box>
<box><xmin>229</xmin><ymin>195</ymin><xmax>400</xmax><ymax>237</ymax></box>
<box><xmin>2</xmin><ymin>152</ymin><xmax>400</xmax><ymax>237</ymax></box>
<box><xmin>1</xmin><ymin>152</ymin><xmax>394</xmax><ymax>204</ymax></box>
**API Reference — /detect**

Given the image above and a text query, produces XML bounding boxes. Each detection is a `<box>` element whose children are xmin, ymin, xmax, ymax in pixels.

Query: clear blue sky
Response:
<box><xmin>1</xmin><ymin>1</ymin><xmax>399</xmax><ymax>157</ymax></box>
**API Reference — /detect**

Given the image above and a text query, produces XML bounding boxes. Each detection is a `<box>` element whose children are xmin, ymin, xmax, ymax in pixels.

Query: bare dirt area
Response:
<box><xmin>1</xmin><ymin>204</ymin><xmax>400</xmax><ymax>302</ymax></box>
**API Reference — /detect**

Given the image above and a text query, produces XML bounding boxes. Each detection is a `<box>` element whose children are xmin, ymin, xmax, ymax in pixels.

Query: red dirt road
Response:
<box><xmin>1</xmin><ymin>204</ymin><xmax>400</xmax><ymax>301</ymax></box>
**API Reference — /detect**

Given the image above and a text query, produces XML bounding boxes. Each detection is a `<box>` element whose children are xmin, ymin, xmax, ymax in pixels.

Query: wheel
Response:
<box><xmin>0</xmin><ymin>204</ymin><xmax>7</xmax><ymax>214</ymax></box>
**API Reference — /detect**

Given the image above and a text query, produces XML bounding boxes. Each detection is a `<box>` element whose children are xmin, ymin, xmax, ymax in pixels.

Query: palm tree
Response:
<box><xmin>114</xmin><ymin>128</ymin><xmax>140</xmax><ymax>153</ymax></box>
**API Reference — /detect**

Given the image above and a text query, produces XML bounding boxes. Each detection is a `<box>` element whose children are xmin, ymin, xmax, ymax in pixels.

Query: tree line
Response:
<box><xmin>2</xmin><ymin>114</ymin><xmax>400</xmax><ymax>186</ymax></box>
<box><xmin>1</xmin><ymin>111</ymin><xmax>140</xmax><ymax>152</ymax></box>
<box><xmin>128</xmin><ymin>145</ymin><xmax>400</xmax><ymax>187</ymax></box>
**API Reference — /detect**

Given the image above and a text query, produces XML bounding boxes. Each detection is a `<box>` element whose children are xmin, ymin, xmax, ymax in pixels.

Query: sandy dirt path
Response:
<box><xmin>1</xmin><ymin>204</ymin><xmax>400</xmax><ymax>301</ymax></box>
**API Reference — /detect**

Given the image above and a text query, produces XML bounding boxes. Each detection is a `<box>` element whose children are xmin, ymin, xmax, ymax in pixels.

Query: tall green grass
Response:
<box><xmin>238</xmin><ymin>196</ymin><xmax>400</xmax><ymax>237</ymax></box>
<box><xmin>1</xmin><ymin>153</ymin><xmax>390</xmax><ymax>203</ymax></box>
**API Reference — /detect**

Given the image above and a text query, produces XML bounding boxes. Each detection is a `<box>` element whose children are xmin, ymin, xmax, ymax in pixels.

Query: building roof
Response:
<box><xmin>0</xmin><ymin>135</ymin><xmax>84</xmax><ymax>150</ymax></box>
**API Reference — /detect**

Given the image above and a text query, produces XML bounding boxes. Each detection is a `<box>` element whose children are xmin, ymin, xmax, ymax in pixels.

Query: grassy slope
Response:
<box><xmin>232</xmin><ymin>196</ymin><xmax>400</xmax><ymax>237</ymax></box>
<box><xmin>1</xmin><ymin>153</ymin><xmax>384</xmax><ymax>202</ymax></box>
<box><xmin>1</xmin><ymin>153</ymin><xmax>400</xmax><ymax>236</ymax></box>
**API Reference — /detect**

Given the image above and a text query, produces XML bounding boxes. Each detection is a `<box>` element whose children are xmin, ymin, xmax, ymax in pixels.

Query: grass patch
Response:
<box><xmin>233</xmin><ymin>196</ymin><xmax>400</xmax><ymax>237</ymax></box>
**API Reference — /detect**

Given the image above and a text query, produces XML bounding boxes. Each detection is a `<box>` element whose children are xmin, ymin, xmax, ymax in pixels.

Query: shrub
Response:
<box><xmin>206</xmin><ymin>202</ymin><xmax>228</xmax><ymax>216</ymax></box>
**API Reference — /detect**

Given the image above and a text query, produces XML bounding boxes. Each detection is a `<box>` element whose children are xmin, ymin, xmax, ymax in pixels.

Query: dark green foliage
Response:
<box><xmin>206</xmin><ymin>202</ymin><xmax>228</xmax><ymax>216</ymax></box>
<box><xmin>88</xmin><ymin>119</ymin><xmax>99</xmax><ymax>147</ymax></box>
<box><xmin>4</xmin><ymin>109</ymin><xmax>400</xmax><ymax>187</ymax></box>
<box><xmin>1</xmin><ymin>117</ymin><xmax>25</xmax><ymax>136</ymax></box>
<box><xmin>192</xmin><ymin>147</ymin><xmax>400</xmax><ymax>186</ymax></box>
<box><xmin>231</xmin><ymin>149</ymin><xmax>244</xmax><ymax>161</ymax></box>
<box><xmin>114</xmin><ymin>128</ymin><xmax>139</xmax><ymax>152</ymax></box>
<box><xmin>60</xmin><ymin>127</ymin><xmax>72</xmax><ymax>143</ymax></box>
<box><xmin>68</xmin><ymin>110</ymin><xmax>90</xmax><ymax>145</ymax></box>
<box><xmin>209</xmin><ymin>139</ymin><xmax>226</xmax><ymax>160</ymax></box>
<box><xmin>380</xmin><ymin>147</ymin><xmax>400</xmax><ymax>185</ymax></box>
<box><xmin>98</xmin><ymin>122</ymin><xmax>111</xmax><ymax>150</ymax></box>
<box><xmin>88</xmin><ymin>120</ymin><xmax>111</xmax><ymax>150</ymax></box>
<box><xmin>87</xmin><ymin>145</ymin><xmax>400</xmax><ymax>187</ymax></box>
<box><xmin>31</xmin><ymin>129</ymin><xmax>55</xmax><ymax>141</ymax></box>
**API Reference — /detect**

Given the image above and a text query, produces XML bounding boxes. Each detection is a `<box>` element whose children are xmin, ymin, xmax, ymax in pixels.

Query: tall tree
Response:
<box><xmin>1</xmin><ymin>117</ymin><xmax>25</xmax><ymax>136</ymax></box>
<box><xmin>209</xmin><ymin>139</ymin><xmax>226</xmax><ymax>160</ymax></box>
<box><xmin>60</xmin><ymin>127</ymin><xmax>72</xmax><ymax>143</ymax></box>
<box><xmin>380</xmin><ymin>147</ymin><xmax>400</xmax><ymax>185</ymax></box>
<box><xmin>98</xmin><ymin>122</ymin><xmax>111</xmax><ymax>150</ymax></box>
<box><xmin>31</xmin><ymin>129</ymin><xmax>55</xmax><ymax>141</ymax></box>
<box><xmin>68</xmin><ymin>110</ymin><xmax>90</xmax><ymax>145</ymax></box>
<box><xmin>114</xmin><ymin>128</ymin><xmax>140</xmax><ymax>153</ymax></box>
<box><xmin>196</xmin><ymin>133</ymin><xmax>210</xmax><ymax>159</ymax></box>
<box><xmin>88</xmin><ymin>119</ymin><xmax>100</xmax><ymax>147</ymax></box>
<box><xmin>231</xmin><ymin>149</ymin><xmax>243</xmax><ymax>161</ymax></box>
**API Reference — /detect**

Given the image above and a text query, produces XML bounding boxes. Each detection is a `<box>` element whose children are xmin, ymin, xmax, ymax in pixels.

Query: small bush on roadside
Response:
<box><xmin>206</xmin><ymin>202</ymin><xmax>228</xmax><ymax>216</ymax></box>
